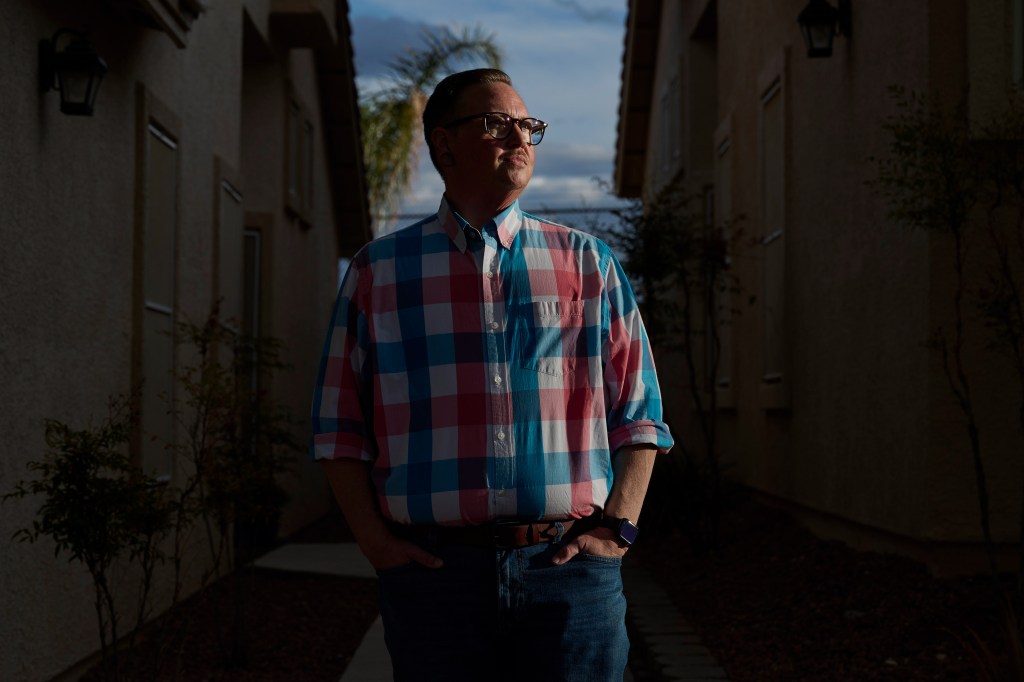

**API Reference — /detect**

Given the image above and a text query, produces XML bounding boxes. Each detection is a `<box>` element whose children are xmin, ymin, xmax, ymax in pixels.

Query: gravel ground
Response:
<box><xmin>634</xmin><ymin>489</ymin><xmax>1016</xmax><ymax>682</ymax></box>
<box><xmin>82</xmin><ymin>509</ymin><xmax>378</xmax><ymax>682</ymax></box>
<box><xmin>84</xmin><ymin>495</ymin><xmax>1017</xmax><ymax>681</ymax></box>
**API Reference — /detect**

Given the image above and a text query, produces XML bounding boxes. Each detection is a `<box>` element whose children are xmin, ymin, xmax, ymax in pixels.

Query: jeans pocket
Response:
<box><xmin>575</xmin><ymin>552</ymin><xmax>624</xmax><ymax>566</ymax></box>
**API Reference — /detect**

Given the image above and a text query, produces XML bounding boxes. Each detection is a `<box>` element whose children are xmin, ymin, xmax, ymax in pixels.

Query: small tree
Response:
<box><xmin>872</xmin><ymin>86</ymin><xmax>1024</xmax><ymax>611</ymax></box>
<box><xmin>3</xmin><ymin>400</ymin><xmax>171</xmax><ymax>682</ymax></box>
<box><xmin>169</xmin><ymin>306</ymin><xmax>298</xmax><ymax>668</ymax></box>
<box><xmin>602</xmin><ymin>181</ymin><xmax>747</xmax><ymax>555</ymax></box>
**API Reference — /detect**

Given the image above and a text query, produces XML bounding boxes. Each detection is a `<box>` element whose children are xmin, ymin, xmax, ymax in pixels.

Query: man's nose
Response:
<box><xmin>507</xmin><ymin>121</ymin><xmax>531</xmax><ymax>147</ymax></box>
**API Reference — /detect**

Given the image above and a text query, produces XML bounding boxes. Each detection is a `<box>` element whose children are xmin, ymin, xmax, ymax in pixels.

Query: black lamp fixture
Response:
<box><xmin>39</xmin><ymin>29</ymin><xmax>108</xmax><ymax>116</ymax></box>
<box><xmin>797</xmin><ymin>0</ymin><xmax>852</xmax><ymax>58</ymax></box>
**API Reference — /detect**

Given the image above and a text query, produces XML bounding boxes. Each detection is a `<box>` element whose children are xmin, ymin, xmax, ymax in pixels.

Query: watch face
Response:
<box><xmin>619</xmin><ymin>520</ymin><xmax>640</xmax><ymax>545</ymax></box>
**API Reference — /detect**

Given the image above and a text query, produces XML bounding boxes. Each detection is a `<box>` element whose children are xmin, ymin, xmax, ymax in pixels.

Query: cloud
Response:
<box><xmin>522</xmin><ymin>175</ymin><xmax>621</xmax><ymax>210</ymax></box>
<box><xmin>390</xmin><ymin>141</ymin><xmax>619</xmax><ymax>213</ymax></box>
<box><xmin>535</xmin><ymin>142</ymin><xmax>616</xmax><ymax>179</ymax></box>
<box><xmin>551</xmin><ymin>0</ymin><xmax>622</xmax><ymax>24</ymax></box>
<box><xmin>350</xmin><ymin>14</ymin><xmax>436</xmax><ymax>79</ymax></box>
<box><xmin>348</xmin><ymin>0</ymin><xmax>631</xmax><ymax>230</ymax></box>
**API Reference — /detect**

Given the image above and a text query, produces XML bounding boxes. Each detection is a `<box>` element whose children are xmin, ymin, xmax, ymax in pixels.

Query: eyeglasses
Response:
<box><xmin>443</xmin><ymin>112</ymin><xmax>548</xmax><ymax>146</ymax></box>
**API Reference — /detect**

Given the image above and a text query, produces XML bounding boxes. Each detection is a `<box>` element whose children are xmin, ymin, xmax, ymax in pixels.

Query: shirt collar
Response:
<box><xmin>437</xmin><ymin>196</ymin><xmax>522</xmax><ymax>253</ymax></box>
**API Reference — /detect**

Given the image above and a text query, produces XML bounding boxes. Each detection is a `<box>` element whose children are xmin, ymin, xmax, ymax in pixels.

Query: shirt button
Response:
<box><xmin>497</xmin><ymin>431</ymin><xmax>506</xmax><ymax>441</ymax></box>
<box><xmin>496</xmin><ymin>488</ymin><xmax>506</xmax><ymax>496</ymax></box>
<box><xmin>493</xmin><ymin>375</ymin><xmax>502</xmax><ymax>385</ymax></box>
<box><xmin>489</xmin><ymin>321</ymin><xmax>499</xmax><ymax>330</ymax></box>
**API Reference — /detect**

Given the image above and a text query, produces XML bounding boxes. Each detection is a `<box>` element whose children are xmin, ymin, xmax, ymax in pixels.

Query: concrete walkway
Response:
<box><xmin>622</xmin><ymin>562</ymin><xmax>730</xmax><ymax>681</ymax></box>
<box><xmin>254</xmin><ymin>543</ymin><xmax>392</xmax><ymax>680</ymax></box>
<box><xmin>254</xmin><ymin>543</ymin><xmax>729</xmax><ymax>681</ymax></box>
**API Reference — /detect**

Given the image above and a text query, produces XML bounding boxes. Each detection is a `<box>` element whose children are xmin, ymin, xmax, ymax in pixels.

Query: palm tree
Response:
<box><xmin>360</xmin><ymin>26</ymin><xmax>502</xmax><ymax>234</ymax></box>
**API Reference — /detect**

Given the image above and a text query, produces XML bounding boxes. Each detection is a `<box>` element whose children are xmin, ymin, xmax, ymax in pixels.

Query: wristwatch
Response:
<box><xmin>600</xmin><ymin>515</ymin><xmax>640</xmax><ymax>547</ymax></box>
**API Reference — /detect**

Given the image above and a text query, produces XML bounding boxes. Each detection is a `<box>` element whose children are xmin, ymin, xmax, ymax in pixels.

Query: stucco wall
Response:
<box><xmin>767</xmin><ymin>0</ymin><xmax>933</xmax><ymax>538</ymax></box>
<box><xmin>0</xmin><ymin>1</ymin><xmax>350</xmax><ymax>678</ymax></box>
<box><xmin>1</xmin><ymin>2</ymin><xmax>151</xmax><ymax>678</ymax></box>
<box><xmin>264</xmin><ymin>48</ymin><xmax>346</xmax><ymax>537</ymax></box>
<box><xmin>636</xmin><ymin>0</ymin><xmax>1024</xmax><ymax>552</ymax></box>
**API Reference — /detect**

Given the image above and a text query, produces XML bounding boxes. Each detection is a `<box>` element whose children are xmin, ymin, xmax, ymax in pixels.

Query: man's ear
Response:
<box><xmin>431</xmin><ymin>128</ymin><xmax>454</xmax><ymax>165</ymax></box>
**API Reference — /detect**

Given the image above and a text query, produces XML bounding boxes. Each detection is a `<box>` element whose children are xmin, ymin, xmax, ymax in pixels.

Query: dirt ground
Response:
<box><xmin>81</xmin><ymin>510</ymin><xmax>378</xmax><ymax>682</ymax></box>
<box><xmin>86</xmin><ymin>495</ymin><xmax>1015</xmax><ymax>681</ymax></box>
<box><xmin>634</xmin><ymin>489</ymin><xmax>1015</xmax><ymax>682</ymax></box>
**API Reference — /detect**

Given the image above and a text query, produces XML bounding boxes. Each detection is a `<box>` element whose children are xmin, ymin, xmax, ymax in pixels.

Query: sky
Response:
<box><xmin>348</xmin><ymin>0</ymin><xmax>633</xmax><ymax>228</ymax></box>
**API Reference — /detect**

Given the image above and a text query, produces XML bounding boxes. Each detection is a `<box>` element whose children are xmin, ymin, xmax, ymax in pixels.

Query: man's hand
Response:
<box><xmin>320</xmin><ymin>458</ymin><xmax>443</xmax><ymax>571</ymax></box>
<box><xmin>361</xmin><ymin>532</ymin><xmax>444</xmax><ymax>571</ymax></box>
<box><xmin>550</xmin><ymin>527</ymin><xmax>627</xmax><ymax>565</ymax></box>
<box><xmin>548</xmin><ymin>445</ymin><xmax>657</xmax><ymax>566</ymax></box>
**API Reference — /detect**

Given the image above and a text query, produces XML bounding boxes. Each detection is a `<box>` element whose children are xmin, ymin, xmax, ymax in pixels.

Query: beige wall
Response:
<box><xmin>2</xmin><ymin>4</ymin><xmax>150</xmax><ymax>677</ymax></box>
<box><xmin>0</xmin><ymin>1</ymin><xmax>362</xmax><ymax>678</ymax></box>
<box><xmin>627</xmin><ymin>0</ymin><xmax>1022</xmax><ymax>569</ymax></box>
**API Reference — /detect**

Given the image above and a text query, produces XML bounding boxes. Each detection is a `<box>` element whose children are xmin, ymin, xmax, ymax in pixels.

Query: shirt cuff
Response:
<box><xmin>310</xmin><ymin>432</ymin><xmax>375</xmax><ymax>463</ymax></box>
<box><xmin>608</xmin><ymin>420</ymin><xmax>674</xmax><ymax>455</ymax></box>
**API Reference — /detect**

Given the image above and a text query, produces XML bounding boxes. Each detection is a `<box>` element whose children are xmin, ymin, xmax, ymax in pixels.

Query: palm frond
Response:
<box><xmin>390</xmin><ymin>26</ymin><xmax>503</xmax><ymax>94</ymax></box>
<box><xmin>359</xmin><ymin>24</ymin><xmax>503</xmax><ymax>232</ymax></box>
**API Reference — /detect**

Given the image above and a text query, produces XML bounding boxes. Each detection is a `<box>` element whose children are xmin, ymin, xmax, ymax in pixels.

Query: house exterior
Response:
<box><xmin>617</xmin><ymin>0</ymin><xmax>1022</xmax><ymax>574</ymax></box>
<box><xmin>0</xmin><ymin>1</ymin><xmax>370</xmax><ymax>679</ymax></box>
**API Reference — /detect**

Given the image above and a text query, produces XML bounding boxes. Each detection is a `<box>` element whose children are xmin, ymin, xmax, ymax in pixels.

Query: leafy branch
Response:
<box><xmin>600</xmin><ymin>181</ymin><xmax>749</xmax><ymax>555</ymax></box>
<box><xmin>3</xmin><ymin>399</ymin><xmax>172</xmax><ymax>682</ymax></box>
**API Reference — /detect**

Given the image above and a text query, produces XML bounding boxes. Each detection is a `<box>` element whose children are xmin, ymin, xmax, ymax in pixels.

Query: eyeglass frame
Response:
<box><xmin>442</xmin><ymin>111</ymin><xmax>548</xmax><ymax>145</ymax></box>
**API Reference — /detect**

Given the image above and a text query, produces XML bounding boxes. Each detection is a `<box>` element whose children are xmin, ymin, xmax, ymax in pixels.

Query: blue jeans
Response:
<box><xmin>376</xmin><ymin>534</ymin><xmax>629</xmax><ymax>681</ymax></box>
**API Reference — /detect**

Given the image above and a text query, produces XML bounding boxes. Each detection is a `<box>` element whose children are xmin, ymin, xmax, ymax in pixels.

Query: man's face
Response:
<box><xmin>440</xmin><ymin>82</ymin><xmax>536</xmax><ymax>201</ymax></box>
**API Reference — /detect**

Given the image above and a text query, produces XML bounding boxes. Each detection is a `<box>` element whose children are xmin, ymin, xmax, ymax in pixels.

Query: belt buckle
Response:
<box><xmin>492</xmin><ymin>519</ymin><xmax>522</xmax><ymax>549</ymax></box>
<box><xmin>491</xmin><ymin>520</ymin><xmax>562</xmax><ymax>549</ymax></box>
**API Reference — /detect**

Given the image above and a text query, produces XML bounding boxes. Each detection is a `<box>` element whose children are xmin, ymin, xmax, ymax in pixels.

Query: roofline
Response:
<box><xmin>316</xmin><ymin>0</ymin><xmax>372</xmax><ymax>257</ymax></box>
<box><xmin>614</xmin><ymin>0</ymin><xmax>661</xmax><ymax>199</ymax></box>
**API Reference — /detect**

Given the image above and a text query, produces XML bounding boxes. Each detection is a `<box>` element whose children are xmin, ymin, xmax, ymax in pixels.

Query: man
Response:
<box><xmin>311</xmin><ymin>68</ymin><xmax>673</xmax><ymax>681</ymax></box>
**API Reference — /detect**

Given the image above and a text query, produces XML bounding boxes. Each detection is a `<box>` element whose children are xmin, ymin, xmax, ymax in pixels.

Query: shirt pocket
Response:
<box><xmin>514</xmin><ymin>300</ymin><xmax>586</xmax><ymax>377</ymax></box>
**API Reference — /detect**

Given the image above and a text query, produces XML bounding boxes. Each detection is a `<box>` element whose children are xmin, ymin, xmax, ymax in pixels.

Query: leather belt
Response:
<box><xmin>395</xmin><ymin>520</ymin><xmax>577</xmax><ymax>550</ymax></box>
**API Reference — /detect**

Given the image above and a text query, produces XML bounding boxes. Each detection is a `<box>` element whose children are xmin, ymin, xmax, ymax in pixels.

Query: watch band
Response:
<box><xmin>600</xmin><ymin>515</ymin><xmax>640</xmax><ymax>546</ymax></box>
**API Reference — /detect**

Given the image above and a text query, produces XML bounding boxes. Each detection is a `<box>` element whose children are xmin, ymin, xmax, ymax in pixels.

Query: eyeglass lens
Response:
<box><xmin>484</xmin><ymin>114</ymin><xmax>546</xmax><ymax>145</ymax></box>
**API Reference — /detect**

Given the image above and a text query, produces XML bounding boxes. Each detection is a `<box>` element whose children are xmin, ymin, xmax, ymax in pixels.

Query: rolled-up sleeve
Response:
<box><xmin>310</xmin><ymin>252</ymin><xmax>375</xmax><ymax>462</ymax></box>
<box><xmin>601</xmin><ymin>251</ymin><xmax>674</xmax><ymax>455</ymax></box>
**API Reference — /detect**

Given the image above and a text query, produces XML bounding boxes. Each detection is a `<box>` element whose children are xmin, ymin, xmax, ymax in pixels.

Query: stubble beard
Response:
<box><xmin>498</xmin><ymin>153</ymin><xmax>532</xmax><ymax>191</ymax></box>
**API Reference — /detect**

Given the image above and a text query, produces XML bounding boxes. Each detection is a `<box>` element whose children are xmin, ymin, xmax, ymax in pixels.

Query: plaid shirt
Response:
<box><xmin>311</xmin><ymin>198</ymin><xmax>673</xmax><ymax>526</ymax></box>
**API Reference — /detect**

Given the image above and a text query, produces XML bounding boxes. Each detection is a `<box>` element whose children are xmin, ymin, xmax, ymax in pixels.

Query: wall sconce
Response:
<box><xmin>39</xmin><ymin>29</ymin><xmax>108</xmax><ymax>116</ymax></box>
<box><xmin>797</xmin><ymin>0</ymin><xmax>852</xmax><ymax>58</ymax></box>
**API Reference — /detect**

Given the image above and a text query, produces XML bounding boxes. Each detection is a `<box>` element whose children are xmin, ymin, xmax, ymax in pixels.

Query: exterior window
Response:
<box><xmin>658</xmin><ymin>74</ymin><xmax>681</xmax><ymax>185</ymax></box>
<box><xmin>713</xmin><ymin>128</ymin><xmax>733</xmax><ymax>395</ymax></box>
<box><xmin>218</xmin><ymin>177</ymin><xmax>244</xmax><ymax>332</ymax></box>
<box><xmin>243</xmin><ymin>229</ymin><xmax>262</xmax><ymax>340</ymax></box>
<box><xmin>1015</xmin><ymin>0</ymin><xmax>1024</xmax><ymax>86</ymax></box>
<box><xmin>286</xmin><ymin>94</ymin><xmax>315</xmax><ymax>225</ymax></box>
<box><xmin>304</xmin><ymin>119</ymin><xmax>315</xmax><ymax>215</ymax></box>
<box><xmin>760</xmin><ymin>78</ymin><xmax>786</xmax><ymax>388</ymax></box>
<box><xmin>240</xmin><ymin>228</ymin><xmax>263</xmax><ymax>398</ymax></box>
<box><xmin>140</xmin><ymin>123</ymin><xmax>178</xmax><ymax>480</ymax></box>
<box><xmin>287</xmin><ymin>100</ymin><xmax>302</xmax><ymax>212</ymax></box>
<box><xmin>702</xmin><ymin>183</ymin><xmax>721</xmax><ymax>391</ymax></box>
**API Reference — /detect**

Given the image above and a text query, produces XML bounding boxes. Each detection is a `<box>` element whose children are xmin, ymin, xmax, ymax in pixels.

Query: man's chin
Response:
<box><xmin>498</xmin><ymin>168</ymin><xmax>532</xmax><ymax>191</ymax></box>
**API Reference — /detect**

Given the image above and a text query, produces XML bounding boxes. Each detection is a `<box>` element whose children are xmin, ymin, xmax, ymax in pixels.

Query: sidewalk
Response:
<box><xmin>254</xmin><ymin>543</ymin><xmax>729</xmax><ymax>681</ymax></box>
<box><xmin>254</xmin><ymin>543</ymin><xmax>390</xmax><ymax>680</ymax></box>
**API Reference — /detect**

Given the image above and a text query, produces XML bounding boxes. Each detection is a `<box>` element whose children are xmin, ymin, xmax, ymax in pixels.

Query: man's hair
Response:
<box><xmin>422</xmin><ymin>68</ymin><xmax>513</xmax><ymax>174</ymax></box>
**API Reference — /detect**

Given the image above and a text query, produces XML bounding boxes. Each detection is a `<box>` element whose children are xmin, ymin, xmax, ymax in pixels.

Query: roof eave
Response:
<box><xmin>315</xmin><ymin>0</ymin><xmax>372</xmax><ymax>257</ymax></box>
<box><xmin>614</xmin><ymin>0</ymin><xmax>661</xmax><ymax>199</ymax></box>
